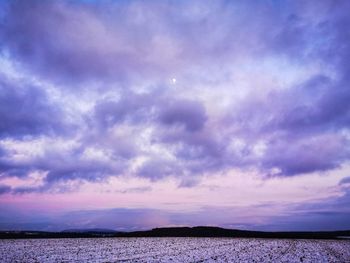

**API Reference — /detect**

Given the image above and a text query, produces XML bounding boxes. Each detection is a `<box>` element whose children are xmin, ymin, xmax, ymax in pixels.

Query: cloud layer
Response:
<box><xmin>0</xmin><ymin>0</ymin><xmax>350</xmax><ymax>230</ymax></box>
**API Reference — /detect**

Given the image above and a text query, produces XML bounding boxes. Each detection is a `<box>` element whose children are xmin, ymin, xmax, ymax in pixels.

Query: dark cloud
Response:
<box><xmin>339</xmin><ymin>177</ymin><xmax>350</xmax><ymax>185</ymax></box>
<box><xmin>0</xmin><ymin>75</ymin><xmax>66</xmax><ymax>138</ymax></box>
<box><xmin>38</xmin><ymin>145</ymin><xmax>127</xmax><ymax>183</ymax></box>
<box><xmin>0</xmin><ymin>184</ymin><xmax>11</xmax><ymax>194</ymax></box>
<box><xmin>92</xmin><ymin>92</ymin><xmax>157</xmax><ymax>129</ymax></box>
<box><xmin>137</xmin><ymin>158</ymin><xmax>182</xmax><ymax>181</ymax></box>
<box><xmin>274</xmin><ymin>77</ymin><xmax>350</xmax><ymax>134</ymax></box>
<box><xmin>92</xmin><ymin>91</ymin><xmax>208</xmax><ymax>132</ymax></box>
<box><xmin>260</xmin><ymin>133</ymin><xmax>349</xmax><ymax>176</ymax></box>
<box><xmin>157</xmin><ymin>129</ymin><xmax>230</xmax><ymax>177</ymax></box>
<box><xmin>178</xmin><ymin>177</ymin><xmax>200</xmax><ymax>188</ymax></box>
<box><xmin>158</xmin><ymin>99</ymin><xmax>207</xmax><ymax>132</ymax></box>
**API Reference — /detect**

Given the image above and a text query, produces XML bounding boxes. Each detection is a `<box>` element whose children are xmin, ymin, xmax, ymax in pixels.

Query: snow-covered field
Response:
<box><xmin>1</xmin><ymin>237</ymin><xmax>349</xmax><ymax>262</ymax></box>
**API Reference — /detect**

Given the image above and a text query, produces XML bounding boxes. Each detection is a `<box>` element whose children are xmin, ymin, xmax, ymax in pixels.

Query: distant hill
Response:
<box><xmin>62</xmin><ymin>228</ymin><xmax>118</xmax><ymax>233</ymax></box>
<box><xmin>1</xmin><ymin>226</ymin><xmax>350</xmax><ymax>239</ymax></box>
<box><xmin>116</xmin><ymin>226</ymin><xmax>350</xmax><ymax>239</ymax></box>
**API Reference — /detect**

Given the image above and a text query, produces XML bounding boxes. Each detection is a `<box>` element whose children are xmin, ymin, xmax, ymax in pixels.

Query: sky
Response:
<box><xmin>0</xmin><ymin>0</ymin><xmax>350</xmax><ymax>232</ymax></box>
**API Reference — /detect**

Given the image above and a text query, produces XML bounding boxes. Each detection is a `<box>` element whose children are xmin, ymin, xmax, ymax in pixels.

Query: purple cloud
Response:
<box><xmin>339</xmin><ymin>177</ymin><xmax>350</xmax><ymax>185</ymax></box>
<box><xmin>0</xmin><ymin>75</ymin><xmax>67</xmax><ymax>138</ymax></box>
<box><xmin>0</xmin><ymin>0</ymin><xmax>349</xmax><ymax>184</ymax></box>
<box><xmin>0</xmin><ymin>184</ymin><xmax>11</xmax><ymax>195</ymax></box>
<box><xmin>260</xmin><ymin>133</ymin><xmax>348</xmax><ymax>176</ymax></box>
<box><xmin>158</xmin><ymin>99</ymin><xmax>207</xmax><ymax>132</ymax></box>
<box><xmin>0</xmin><ymin>0</ymin><xmax>350</xmax><ymax>231</ymax></box>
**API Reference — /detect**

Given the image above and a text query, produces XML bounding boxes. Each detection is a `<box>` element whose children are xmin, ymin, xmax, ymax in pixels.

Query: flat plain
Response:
<box><xmin>1</xmin><ymin>237</ymin><xmax>350</xmax><ymax>262</ymax></box>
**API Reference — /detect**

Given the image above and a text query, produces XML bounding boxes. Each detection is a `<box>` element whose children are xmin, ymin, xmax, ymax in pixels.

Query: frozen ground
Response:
<box><xmin>1</xmin><ymin>237</ymin><xmax>350</xmax><ymax>262</ymax></box>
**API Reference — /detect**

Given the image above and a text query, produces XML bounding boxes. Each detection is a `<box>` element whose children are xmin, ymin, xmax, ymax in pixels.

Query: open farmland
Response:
<box><xmin>1</xmin><ymin>237</ymin><xmax>350</xmax><ymax>262</ymax></box>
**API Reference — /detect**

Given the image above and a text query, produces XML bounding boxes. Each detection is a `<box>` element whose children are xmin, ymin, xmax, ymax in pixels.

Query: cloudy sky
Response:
<box><xmin>0</xmin><ymin>0</ymin><xmax>350</xmax><ymax>231</ymax></box>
